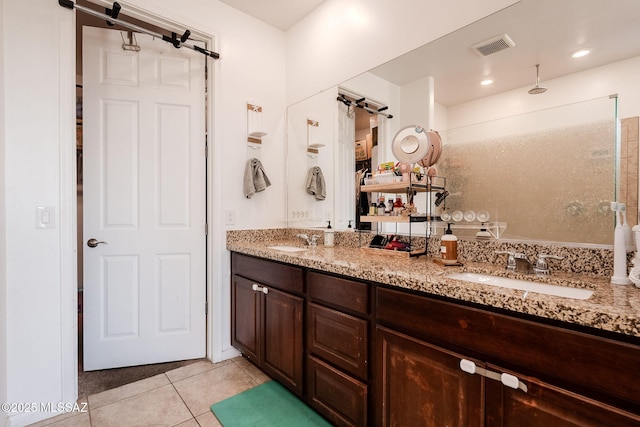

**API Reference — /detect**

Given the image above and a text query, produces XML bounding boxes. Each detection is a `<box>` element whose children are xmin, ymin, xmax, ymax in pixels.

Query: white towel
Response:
<box><xmin>306</xmin><ymin>166</ymin><xmax>326</xmax><ymax>200</ymax></box>
<box><xmin>243</xmin><ymin>158</ymin><xmax>271</xmax><ymax>198</ymax></box>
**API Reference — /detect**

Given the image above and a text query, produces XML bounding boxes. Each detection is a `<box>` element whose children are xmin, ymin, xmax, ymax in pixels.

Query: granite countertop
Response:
<box><xmin>227</xmin><ymin>230</ymin><xmax>640</xmax><ymax>339</ymax></box>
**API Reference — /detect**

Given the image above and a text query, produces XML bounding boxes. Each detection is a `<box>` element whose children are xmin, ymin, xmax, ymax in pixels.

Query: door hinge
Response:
<box><xmin>205</xmin><ymin>222</ymin><xmax>208</xmax><ymax>236</ymax></box>
<box><xmin>205</xmin><ymin>301</ymin><xmax>208</xmax><ymax>315</ymax></box>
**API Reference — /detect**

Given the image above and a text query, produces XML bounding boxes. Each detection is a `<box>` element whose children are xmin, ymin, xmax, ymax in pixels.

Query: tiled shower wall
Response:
<box><xmin>440</xmin><ymin>120</ymin><xmax>616</xmax><ymax>244</ymax></box>
<box><xmin>620</xmin><ymin>116</ymin><xmax>639</xmax><ymax>227</ymax></box>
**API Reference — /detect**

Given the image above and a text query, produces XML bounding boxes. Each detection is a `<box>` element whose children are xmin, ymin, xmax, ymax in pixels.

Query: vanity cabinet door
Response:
<box><xmin>376</xmin><ymin>325</ymin><xmax>483</xmax><ymax>427</ymax></box>
<box><xmin>484</xmin><ymin>364</ymin><xmax>640</xmax><ymax>426</ymax></box>
<box><xmin>262</xmin><ymin>286</ymin><xmax>304</xmax><ymax>395</ymax></box>
<box><xmin>231</xmin><ymin>274</ymin><xmax>260</xmax><ymax>363</ymax></box>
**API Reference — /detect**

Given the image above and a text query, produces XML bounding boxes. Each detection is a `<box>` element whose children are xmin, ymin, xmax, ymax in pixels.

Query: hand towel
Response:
<box><xmin>244</xmin><ymin>158</ymin><xmax>271</xmax><ymax>198</ymax></box>
<box><xmin>306</xmin><ymin>166</ymin><xmax>326</xmax><ymax>200</ymax></box>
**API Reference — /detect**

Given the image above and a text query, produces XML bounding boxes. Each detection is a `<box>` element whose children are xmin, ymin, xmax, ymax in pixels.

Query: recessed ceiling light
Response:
<box><xmin>480</xmin><ymin>79</ymin><xmax>493</xmax><ymax>86</ymax></box>
<box><xmin>572</xmin><ymin>49</ymin><xmax>591</xmax><ymax>58</ymax></box>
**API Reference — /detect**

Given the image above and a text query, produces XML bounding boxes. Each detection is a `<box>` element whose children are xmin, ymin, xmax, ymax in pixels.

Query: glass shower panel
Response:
<box><xmin>437</xmin><ymin>96</ymin><xmax>617</xmax><ymax>245</ymax></box>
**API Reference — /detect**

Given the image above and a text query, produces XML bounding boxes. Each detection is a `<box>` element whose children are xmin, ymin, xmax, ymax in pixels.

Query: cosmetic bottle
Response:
<box><xmin>377</xmin><ymin>197</ymin><xmax>386</xmax><ymax>216</ymax></box>
<box><xmin>440</xmin><ymin>223</ymin><xmax>458</xmax><ymax>265</ymax></box>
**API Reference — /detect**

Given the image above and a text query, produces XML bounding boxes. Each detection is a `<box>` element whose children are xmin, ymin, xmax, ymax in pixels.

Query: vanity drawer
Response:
<box><xmin>308</xmin><ymin>303</ymin><xmax>368</xmax><ymax>380</ymax></box>
<box><xmin>307</xmin><ymin>355</ymin><xmax>368</xmax><ymax>427</ymax></box>
<box><xmin>307</xmin><ymin>271</ymin><xmax>369</xmax><ymax>316</ymax></box>
<box><xmin>231</xmin><ymin>252</ymin><xmax>304</xmax><ymax>294</ymax></box>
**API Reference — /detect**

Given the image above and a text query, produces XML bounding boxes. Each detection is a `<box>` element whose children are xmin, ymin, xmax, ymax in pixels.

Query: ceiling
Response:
<box><xmin>220</xmin><ymin>0</ymin><xmax>640</xmax><ymax>106</ymax></box>
<box><xmin>218</xmin><ymin>0</ymin><xmax>326</xmax><ymax>31</ymax></box>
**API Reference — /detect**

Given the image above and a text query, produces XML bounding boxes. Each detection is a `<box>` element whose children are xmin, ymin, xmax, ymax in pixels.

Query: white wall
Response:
<box><xmin>2</xmin><ymin>3</ymin><xmax>75</xmax><ymax>427</ymax></box>
<box><xmin>0</xmin><ymin>0</ymin><xmax>8</xmax><ymax>424</ymax></box>
<box><xmin>285</xmin><ymin>0</ymin><xmax>518</xmax><ymax>105</ymax></box>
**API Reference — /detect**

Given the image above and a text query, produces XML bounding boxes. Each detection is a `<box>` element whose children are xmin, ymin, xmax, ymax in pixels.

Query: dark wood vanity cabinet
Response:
<box><xmin>231</xmin><ymin>253</ymin><xmax>305</xmax><ymax>395</ymax></box>
<box><xmin>231</xmin><ymin>253</ymin><xmax>371</xmax><ymax>426</ymax></box>
<box><xmin>376</xmin><ymin>286</ymin><xmax>640</xmax><ymax>426</ymax></box>
<box><xmin>306</xmin><ymin>271</ymin><xmax>371</xmax><ymax>427</ymax></box>
<box><xmin>231</xmin><ymin>252</ymin><xmax>640</xmax><ymax>426</ymax></box>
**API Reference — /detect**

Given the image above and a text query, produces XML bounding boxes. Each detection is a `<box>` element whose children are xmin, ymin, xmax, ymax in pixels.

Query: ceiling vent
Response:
<box><xmin>470</xmin><ymin>34</ymin><xmax>515</xmax><ymax>57</ymax></box>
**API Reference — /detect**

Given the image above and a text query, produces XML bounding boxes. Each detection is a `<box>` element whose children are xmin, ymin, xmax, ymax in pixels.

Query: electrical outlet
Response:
<box><xmin>224</xmin><ymin>210</ymin><xmax>236</xmax><ymax>225</ymax></box>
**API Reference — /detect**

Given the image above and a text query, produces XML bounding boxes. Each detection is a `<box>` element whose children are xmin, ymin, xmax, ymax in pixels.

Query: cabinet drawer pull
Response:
<box><xmin>459</xmin><ymin>359</ymin><xmax>528</xmax><ymax>393</ymax></box>
<box><xmin>251</xmin><ymin>283</ymin><xmax>269</xmax><ymax>294</ymax></box>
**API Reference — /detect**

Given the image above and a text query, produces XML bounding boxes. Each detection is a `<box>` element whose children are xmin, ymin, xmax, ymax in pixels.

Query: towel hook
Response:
<box><xmin>121</xmin><ymin>31</ymin><xmax>141</xmax><ymax>52</ymax></box>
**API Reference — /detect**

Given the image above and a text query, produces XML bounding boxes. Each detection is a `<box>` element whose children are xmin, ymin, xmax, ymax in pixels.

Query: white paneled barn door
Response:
<box><xmin>82</xmin><ymin>26</ymin><xmax>206</xmax><ymax>370</ymax></box>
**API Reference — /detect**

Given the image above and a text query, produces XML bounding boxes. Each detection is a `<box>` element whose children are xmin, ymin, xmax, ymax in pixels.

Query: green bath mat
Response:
<box><xmin>210</xmin><ymin>381</ymin><xmax>331</xmax><ymax>427</ymax></box>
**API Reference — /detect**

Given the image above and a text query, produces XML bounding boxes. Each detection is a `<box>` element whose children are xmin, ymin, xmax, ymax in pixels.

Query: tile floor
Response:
<box><xmin>28</xmin><ymin>357</ymin><xmax>271</xmax><ymax>427</ymax></box>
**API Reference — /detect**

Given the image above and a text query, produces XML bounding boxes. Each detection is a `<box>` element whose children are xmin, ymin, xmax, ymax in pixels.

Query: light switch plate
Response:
<box><xmin>36</xmin><ymin>206</ymin><xmax>56</xmax><ymax>229</ymax></box>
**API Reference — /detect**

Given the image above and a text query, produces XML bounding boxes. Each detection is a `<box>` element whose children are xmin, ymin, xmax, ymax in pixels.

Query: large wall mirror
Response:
<box><xmin>286</xmin><ymin>0</ymin><xmax>640</xmax><ymax>246</ymax></box>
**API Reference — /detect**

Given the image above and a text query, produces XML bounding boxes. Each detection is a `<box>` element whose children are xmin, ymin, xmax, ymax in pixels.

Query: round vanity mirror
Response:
<box><xmin>400</xmin><ymin>135</ymin><xmax>419</xmax><ymax>153</ymax></box>
<box><xmin>392</xmin><ymin>126</ymin><xmax>430</xmax><ymax>163</ymax></box>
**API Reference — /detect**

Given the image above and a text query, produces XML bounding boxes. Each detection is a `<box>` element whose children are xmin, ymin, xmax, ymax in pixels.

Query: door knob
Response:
<box><xmin>87</xmin><ymin>238</ymin><xmax>107</xmax><ymax>248</ymax></box>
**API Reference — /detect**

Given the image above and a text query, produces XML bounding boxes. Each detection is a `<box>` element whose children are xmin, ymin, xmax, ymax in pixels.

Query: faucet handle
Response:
<box><xmin>495</xmin><ymin>250</ymin><xmax>516</xmax><ymax>270</ymax></box>
<box><xmin>534</xmin><ymin>254</ymin><xmax>564</xmax><ymax>275</ymax></box>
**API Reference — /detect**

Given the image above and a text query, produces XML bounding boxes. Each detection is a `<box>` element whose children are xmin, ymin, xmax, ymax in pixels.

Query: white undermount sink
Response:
<box><xmin>446</xmin><ymin>272</ymin><xmax>593</xmax><ymax>300</ymax></box>
<box><xmin>267</xmin><ymin>245</ymin><xmax>308</xmax><ymax>252</ymax></box>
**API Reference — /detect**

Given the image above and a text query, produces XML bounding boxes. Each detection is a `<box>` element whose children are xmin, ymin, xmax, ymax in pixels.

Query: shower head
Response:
<box><xmin>528</xmin><ymin>64</ymin><xmax>547</xmax><ymax>95</ymax></box>
<box><xmin>528</xmin><ymin>85</ymin><xmax>547</xmax><ymax>95</ymax></box>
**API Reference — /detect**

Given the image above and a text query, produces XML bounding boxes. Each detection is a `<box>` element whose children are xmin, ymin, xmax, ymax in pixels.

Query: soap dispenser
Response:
<box><xmin>324</xmin><ymin>221</ymin><xmax>334</xmax><ymax>247</ymax></box>
<box><xmin>441</xmin><ymin>223</ymin><xmax>458</xmax><ymax>265</ymax></box>
<box><xmin>346</xmin><ymin>220</ymin><xmax>355</xmax><ymax>232</ymax></box>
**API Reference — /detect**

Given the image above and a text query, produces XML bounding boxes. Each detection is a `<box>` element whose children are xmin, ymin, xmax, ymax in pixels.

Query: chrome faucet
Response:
<box><xmin>495</xmin><ymin>251</ymin><xmax>532</xmax><ymax>273</ymax></box>
<box><xmin>296</xmin><ymin>233</ymin><xmax>320</xmax><ymax>246</ymax></box>
<box><xmin>496</xmin><ymin>251</ymin><xmax>564</xmax><ymax>276</ymax></box>
<box><xmin>533</xmin><ymin>254</ymin><xmax>564</xmax><ymax>276</ymax></box>
<box><xmin>513</xmin><ymin>253</ymin><xmax>532</xmax><ymax>273</ymax></box>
